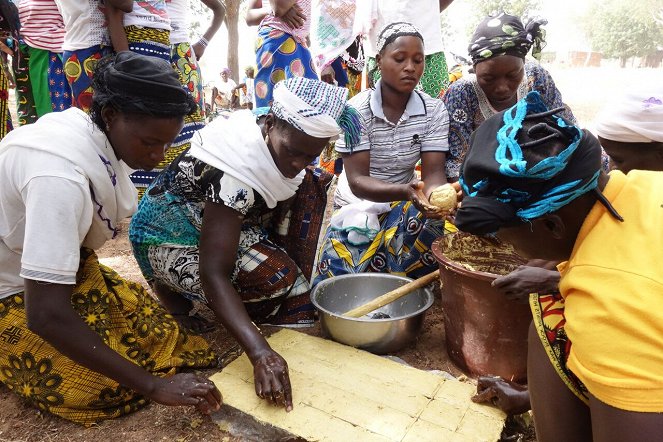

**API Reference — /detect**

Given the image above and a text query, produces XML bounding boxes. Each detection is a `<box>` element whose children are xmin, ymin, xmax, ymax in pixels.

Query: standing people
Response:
<box><xmin>211</xmin><ymin>67</ymin><xmax>237</xmax><ymax>111</ymax></box>
<box><xmin>252</xmin><ymin>0</ymin><xmax>317</xmax><ymax>107</ymax></box>
<box><xmin>55</xmin><ymin>0</ymin><xmax>131</xmax><ymax>112</ymax></box>
<box><xmin>167</xmin><ymin>0</ymin><xmax>225</xmax><ymax>151</ymax></box>
<box><xmin>234</xmin><ymin>66</ymin><xmax>255</xmax><ymax>110</ymax></box>
<box><xmin>0</xmin><ymin>0</ymin><xmax>19</xmax><ymax>139</ymax></box>
<box><xmin>0</xmin><ymin>52</ymin><xmax>220</xmax><ymax>426</ymax></box>
<box><xmin>16</xmin><ymin>0</ymin><xmax>71</xmax><ymax>124</ymax></box>
<box><xmin>130</xmin><ymin>77</ymin><xmax>361</xmax><ymax>411</ymax></box>
<box><xmin>364</xmin><ymin>0</ymin><xmax>453</xmax><ymax>98</ymax></box>
<box><xmin>314</xmin><ymin>22</ymin><xmax>450</xmax><ymax>285</ymax></box>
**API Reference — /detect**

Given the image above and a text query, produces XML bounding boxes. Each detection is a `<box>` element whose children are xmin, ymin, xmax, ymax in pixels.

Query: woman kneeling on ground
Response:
<box><xmin>313</xmin><ymin>22</ymin><xmax>452</xmax><ymax>285</ymax></box>
<box><xmin>129</xmin><ymin>77</ymin><xmax>361</xmax><ymax>412</ymax></box>
<box><xmin>0</xmin><ymin>52</ymin><xmax>221</xmax><ymax>426</ymax></box>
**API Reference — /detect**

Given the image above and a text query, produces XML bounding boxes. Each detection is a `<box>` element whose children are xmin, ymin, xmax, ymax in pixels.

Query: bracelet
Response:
<box><xmin>197</xmin><ymin>36</ymin><xmax>209</xmax><ymax>48</ymax></box>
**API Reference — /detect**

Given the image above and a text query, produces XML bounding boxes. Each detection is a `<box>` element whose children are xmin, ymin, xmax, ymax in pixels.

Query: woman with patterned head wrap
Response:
<box><xmin>442</xmin><ymin>12</ymin><xmax>575</xmax><ymax>181</ymax></box>
<box><xmin>0</xmin><ymin>52</ymin><xmax>221</xmax><ymax>426</ymax></box>
<box><xmin>456</xmin><ymin>92</ymin><xmax>663</xmax><ymax>440</ymax></box>
<box><xmin>363</xmin><ymin>0</ymin><xmax>453</xmax><ymax>98</ymax></box>
<box><xmin>313</xmin><ymin>22</ymin><xmax>452</xmax><ymax>286</ymax></box>
<box><xmin>130</xmin><ymin>77</ymin><xmax>362</xmax><ymax>412</ymax></box>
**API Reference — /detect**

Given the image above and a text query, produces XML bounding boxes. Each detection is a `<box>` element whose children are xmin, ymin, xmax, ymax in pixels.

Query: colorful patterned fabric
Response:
<box><xmin>442</xmin><ymin>61</ymin><xmax>576</xmax><ymax>179</ymax></box>
<box><xmin>455</xmin><ymin>91</ymin><xmax>605</xmax><ymax>235</ymax></box>
<box><xmin>313</xmin><ymin>201</ymin><xmax>449</xmax><ymax>285</ymax></box>
<box><xmin>15</xmin><ymin>43</ymin><xmax>37</xmax><ymax>125</ymax></box>
<box><xmin>469</xmin><ymin>12</ymin><xmax>547</xmax><ymax>64</ymax></box>
<box><xmin>530</xmin><ymin>291</ymin><xmax>589</xmax><ymax>404</ymax></box>
<box><xmin>367</xmin><ymin>51</ymin><xmax>449</xmax><ymax>99</ymax></box>
<box><xmin>48</xmin><ymin>52</ymin><xmax>71</xmax><ymax>112</ymax></box>
<box><xmin>270</xmin><ymin>76</ymin><xmax>361</xmax><ymax>147</ymax></box>
<box><xmin>124</xmin><ymin>25</ymin><xmax>170</xmax><ymax>61</ymax></box>
<box><xmin>64</xmin><ymin>45</ymin><xmax>111</xmax><ymax>112</ymax></box>
<box><xmin>125</xmin><ymin>25</ymin><xmax>172</xmax><ymax>197</ymax></box>
<box><xmin>18</xmin><ymin>44</ymin><xmax>71</xmax><ymax>118</ymax></box>
<box><xmin>170</xmin><ymin>42</ymin><xmax>205</xmax><ymax>151</ymax></box>
<box><xmin>0</xmin><ymin>64</ymin><xmax>12</xmax><ymax>140</ymax></box>
<box><xmin>254</xmin><ymin>26</ymin><xmax>317</xmax><ymax>108</ymax></box>
<box><xmin>0</xmin><ymin>248</ymin><xmax>217</xmax><ymax>426</ymax></box>
<box><xmin>310</xmin><ymin>0</ymin><xmax>359</xmax><ymax>73</ymax></box>
<box><xmin>130</xmin><ymin>147</ymin><xmax>332</xmax><ymax>326</ymax></box>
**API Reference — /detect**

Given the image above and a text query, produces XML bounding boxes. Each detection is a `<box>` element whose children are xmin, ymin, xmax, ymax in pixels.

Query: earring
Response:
<box><xmin>264</xmin><ymin>133</ymin><xmax>270</xmax><ymax>145</ymax></box>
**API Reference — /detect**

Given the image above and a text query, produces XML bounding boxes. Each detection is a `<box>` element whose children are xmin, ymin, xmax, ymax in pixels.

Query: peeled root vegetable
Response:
<box><xmin>429</xmin><ymin>184</ymin><xmax>458</xmax><ymax>212</ymax></box>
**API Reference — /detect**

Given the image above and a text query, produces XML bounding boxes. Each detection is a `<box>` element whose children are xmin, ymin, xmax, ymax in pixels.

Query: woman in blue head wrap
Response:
<box><xmin>456</xmin><ymin>92</ymin><xmax>663</xmax><ymax>441</ymax></box>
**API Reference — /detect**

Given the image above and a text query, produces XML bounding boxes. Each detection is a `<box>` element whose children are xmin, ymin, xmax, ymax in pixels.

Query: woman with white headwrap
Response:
<box><xmin>595</xmin><ymin>86</ymin><xmax>663</xmax><ymax>173</ymax></box>
<box><xmin>129</xmin><ymin>77</ymin><xmax>361</xmax><ymax>412</ymax></box>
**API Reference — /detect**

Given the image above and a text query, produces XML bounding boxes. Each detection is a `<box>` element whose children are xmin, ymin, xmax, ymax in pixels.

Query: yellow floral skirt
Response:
<box><xmin>0</xmin><ymin>248</ymin><xmax>217</xmax><ymax>426</ymax></box>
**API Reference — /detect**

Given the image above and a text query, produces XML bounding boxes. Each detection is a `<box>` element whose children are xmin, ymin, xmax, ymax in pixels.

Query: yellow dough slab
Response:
<box><xmin>210</xmin><ymin>329</ymin><xmax>506</xmax><ymax>441</ymax></box>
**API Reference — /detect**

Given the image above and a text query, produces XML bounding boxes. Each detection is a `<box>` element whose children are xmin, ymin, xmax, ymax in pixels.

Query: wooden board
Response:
<box><xmin>210</xmin><ymin>329</ymin><xmax>505</xmax><ymax>441</ymax></box>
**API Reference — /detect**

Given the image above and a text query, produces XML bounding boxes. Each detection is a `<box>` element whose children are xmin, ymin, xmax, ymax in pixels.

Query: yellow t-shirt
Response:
<box><xmin>558</xmin><ymin>170</ymin><xmax>663</xmax><ymax>412</ymax></box>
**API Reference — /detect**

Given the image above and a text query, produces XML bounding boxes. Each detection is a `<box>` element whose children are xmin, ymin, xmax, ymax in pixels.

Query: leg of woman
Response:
<box><xmin>528</xmin><ymin>324</ymin><xmax>592</xmax><ymax>441</ymax></box>
<box><xmin>254</xmin><ymin>27</ymin><xmax>317</xmax><ymax>108</ymax></box>
<box><xmin>0</xmin><ymin>249</ymin><xmax>216</xmax><ymax>426</ymax></box>
<box><xmin>234</xmin><ymin>238</ymin><xmax>315</xmax><ymax>326</ymax></box>
<box><xmin>15</xmin><ymin>43</ymin><xmax>38</xmax><ymax>125</ymax></box>
<box><xmin>170</xmin><ymin>42</ymin><xmax>206</xmax><ymax>151</ymax></box>
<box><xmin>47</xmin><ymin>52</ymin><xmax>72</xmax><ymax>113</ymax></box>
<box><xmin>64</xmin><ymin>46</ymin><xmax>110</xmax><ymax>112</ymax></box>
<box><xmin>589</xmin><ymin>394</ymin><xmax>663</xmax><ymax>442</ymax></box>
<box><xmin>124</xmin><ymin>25</ymin><xmax>172</xmax><ymax>198</ymax></box>
<box><xmin>420</xmin><ymin>51</ymin><xmax>449</xmax><ymax>98</ymax></box>
<box><xmin>26</xmin><ymin>46</ymin><xmax>52</xmax><ymax>118</ymax></box>
<box><xmin>146</xmin><ymin>246</ymin><xmax>216</xmax><ymax>333</ymax></box>
<box><xmin>0</xmin><ymin>64</ymin><xmax>12</xmax><ymax>140</ymax></box>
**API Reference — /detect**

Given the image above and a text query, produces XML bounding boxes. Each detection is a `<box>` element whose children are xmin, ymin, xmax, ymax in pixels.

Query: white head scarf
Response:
<box><xmin>270</xmin><ymin>77</ymin><xmax>362</xmax><ymax>147</ymax></box>
<box><xmin>595</xmin><ymin>86</ymin><xmax>663</xmax><ymax>143</ymax></box>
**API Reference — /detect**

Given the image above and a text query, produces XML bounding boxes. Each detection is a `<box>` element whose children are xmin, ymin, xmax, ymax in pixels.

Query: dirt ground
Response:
<box><xmin>1</xmin><ymin>66</ymin><xmax>658</xmax><ymax>441</ymax></box>
<box><xmin>0</xmin><ymin>221</ymin><xmax>466</xmax><ymax>442</ymax></box>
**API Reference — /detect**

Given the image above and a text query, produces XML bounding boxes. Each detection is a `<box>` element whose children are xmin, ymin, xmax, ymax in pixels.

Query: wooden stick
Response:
<box><xmin>343</xmin><ymin>270</ymin><xmax>440</xmax><ymax>318</ymax></box>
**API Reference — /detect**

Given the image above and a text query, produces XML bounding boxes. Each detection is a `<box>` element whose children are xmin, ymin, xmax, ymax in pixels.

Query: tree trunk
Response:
<box><xmin>224</xmin><ymin>0</ymin><xmax>241</xmax><ymax>82</ymax></box>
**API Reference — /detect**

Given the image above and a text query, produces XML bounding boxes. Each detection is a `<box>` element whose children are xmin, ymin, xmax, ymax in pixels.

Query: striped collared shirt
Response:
<box><xmin>335</xmin><ymin>80</ymin><xmax>449</xmax><ymax>204</ymax></box>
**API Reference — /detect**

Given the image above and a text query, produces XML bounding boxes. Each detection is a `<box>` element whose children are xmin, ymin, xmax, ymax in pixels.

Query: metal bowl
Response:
<box><xmin>311</xmin><ymin>273</ymin><xmax>434</xmax><ymax>354</ymax></box>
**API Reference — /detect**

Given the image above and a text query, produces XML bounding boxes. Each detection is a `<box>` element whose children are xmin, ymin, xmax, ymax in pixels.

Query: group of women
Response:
<box><xmin>1</xmin><ymin>7</ymin><xmax>661</xmax><ymax>441</ymax></box>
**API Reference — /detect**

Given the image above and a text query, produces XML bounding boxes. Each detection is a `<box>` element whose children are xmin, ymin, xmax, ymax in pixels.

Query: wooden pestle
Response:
<box><xmin>343</xmin><ymin>270</ymin><xmax>440</xmax><ymax>318</ymax></box>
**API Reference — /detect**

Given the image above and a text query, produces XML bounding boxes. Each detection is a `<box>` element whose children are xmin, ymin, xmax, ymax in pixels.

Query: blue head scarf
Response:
<box><xmin>455</xmin><ymin>91</ymin><xmax>621</xmax><ymax>235</ymax></box>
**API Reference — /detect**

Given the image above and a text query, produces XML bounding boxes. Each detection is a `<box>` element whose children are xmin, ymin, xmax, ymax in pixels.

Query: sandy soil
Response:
<box><xmin>0</xmin><ymin>222</ymin><xmax>466</xmax><ymax>442</ymax></box>
<box><xmin>2</xmin><ymin>65</ymin><xmax>657</xmax><ymax>441</ymax></box>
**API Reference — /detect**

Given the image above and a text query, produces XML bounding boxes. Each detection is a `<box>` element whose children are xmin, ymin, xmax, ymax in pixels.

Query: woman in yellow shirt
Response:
<box><xmin>456</xmin><ymin>91</ymin><xmax>663</xmax><ymax>441</ymax></box>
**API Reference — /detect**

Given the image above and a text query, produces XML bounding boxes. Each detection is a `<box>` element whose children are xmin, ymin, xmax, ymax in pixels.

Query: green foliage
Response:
<box><xmin>466</xmin><ymin>0</ymin><xmax>543</xmax><ymax>36</ymax></box>
<box><xmin>585</xmin><ymin>0</ymin><xmax>663</xmax><ymax>62</ymax></box>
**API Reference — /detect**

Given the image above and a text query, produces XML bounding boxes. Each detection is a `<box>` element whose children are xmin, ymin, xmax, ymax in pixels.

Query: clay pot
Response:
<box><xmin>431</xmin><ymin>233</ymin><xmax>531</xmax><ymax>382</ymax></box>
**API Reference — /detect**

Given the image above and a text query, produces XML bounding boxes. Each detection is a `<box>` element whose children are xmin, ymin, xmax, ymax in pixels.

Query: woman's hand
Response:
<box><xmin>280</xmin><ymin>3</ymin><xmax>305</xmax><ymax>28</ymax></box>
<box><xmin>491</xmin><ymin>265</ymin><xmax>561</xmax><ymax>303</ymax></box>
<box><xmin>192</xmin><ymin>41</ymin><xmax>206</xmax><ymax>60</ymax></box>
<box><xmin>252</xmin><ymin>349</ymin><xmax>293</xmax><ymax>412</ymax></box>
<box><xmin>471</xmin><ymin>376</ymin><xmax>530</xmax><ymax>416</ymax></box>
<box><xmin>407</xmin><ymin>181</ymin><xmax>446</xmax><ymax>219</ymax></box>
<box><xmin>148</xmin><ymin>373</ymin><xmax>222</xmax><ymax>414</ymax></box>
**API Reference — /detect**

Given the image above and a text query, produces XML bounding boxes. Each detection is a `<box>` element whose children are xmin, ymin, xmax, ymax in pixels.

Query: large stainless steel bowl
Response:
<box><xmin>311</xmin><ymin>273</ymin><xmax>434</xmax><ymax>354</ymax></box>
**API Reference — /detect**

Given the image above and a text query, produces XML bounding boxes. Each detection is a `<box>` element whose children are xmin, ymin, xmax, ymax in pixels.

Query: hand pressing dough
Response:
<box><xmin>429</xmin><ymin>184</ymin><xmax>458</xmax><ymax>212</ymax></box>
